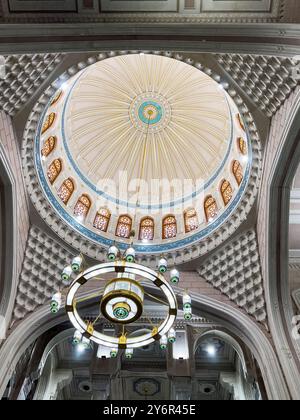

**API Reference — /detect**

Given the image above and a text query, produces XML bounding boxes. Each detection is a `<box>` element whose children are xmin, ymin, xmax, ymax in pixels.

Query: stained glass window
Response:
<box><xmin>93</xmin><ymin>208</ymin><xmax>111</xmax><ymax>232</ymax></box>
<box><xmin>74</xmin><ymin>194</ymin><xmax>91</xmax><ymax>218</ymax></box>
<box><xmin>47</xmin><ymin>158</ymin><xmax>62</xmax><ymax>184</ymax></box>
<box><xmin>220</xmin><ymin>180</ymin><xmax>233</xmax><ymax>206</ymax></box>
<box><xmin>57</xmin><ymin>178</ymin><xmax>74</xmax><ymax>205</ymax></box>
<box><xmin>237</xmin><ymin>114</ymin><xmax>245</xmax><ymax>132</ymax></box>
<box><xmin>42</xmin><ymin>112</ymin><xmax>56</xmax><ymax>134</ymax></box>
<box><xmin>41</xmin><ymin>136</ymin><xmax>56</xmax><ymax>157</ymax></box>
<box><xmin>237</xmin><ymin>137</ymin><xmax>247</xmax><ymax>155</ymax></box>
<box><xmin>162</xmin><ymin>215</ymin><xmax>177</xmax><ymax>239</ymax></box>
<box><xmin>184</xmin><ymin>208</ymin><xmax>199</xmax><ymax>233</ymax></box>
<box><xmin>51</xmin><ymin>90</ymin><xmax>63</xmax><ymax>107</ymax></box>
<box><xmin>204</xmin><ymin>196</ymin><xmax>218</xmax><ymax>222</ymax></box>
<box><xmin>116</xmin><ymin>215</ymin><xmax>132</xmax><ymax>238</ymax></box>
<box><xmin>139</xmin><ymin>217</ymin><xmax>154</xmax><ymax>240</ymax></box>
<box><xmin>232</xmin><ymin>160</ymin><xmax>243</xmax><ymax>186</ymax></box>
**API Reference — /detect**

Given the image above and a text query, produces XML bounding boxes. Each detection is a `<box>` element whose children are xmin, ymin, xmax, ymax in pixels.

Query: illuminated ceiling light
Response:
<box><xmin>158</xmin><ymin>257</ymin><xmax>168</xmax><ymax>273</ymax></box>
<box><xmin>77</xmin><ymin>343</ymin><xmax>85</xmax><ymax>353</ymax></box>
<box><xmin>170</xmin><ymin>268</ymin><xmax>180</xmax><ymax>284</ymax></box>
<box><xmin>71</xmin><ymin>255</ymin><xmax>83</xmax><ymax>272</ymax></box>
<box><xmin>107</xmin><ymin>245</ymin><xmax>119</xmax><ymax>261</ymax></box>
<box><xmin>206</xmin><ymin>345</ymin><xmax>216</xmax><ymax>356</ymax></box>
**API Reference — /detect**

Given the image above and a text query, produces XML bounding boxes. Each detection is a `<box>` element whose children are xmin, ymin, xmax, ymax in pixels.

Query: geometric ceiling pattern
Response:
<box><xmin>0</xmin><ymin>53</ymin><xmax>64</xmax><ymax>116</ymax></box>
<box><xmin>198</xmin><ymin>229</ymin><xmax>267</xmax><ymax>326</ymax></box>
<box><xmin>215</xmin><ymin>54</ymin><xmax>299</xmax><ymax>117</ymax></box>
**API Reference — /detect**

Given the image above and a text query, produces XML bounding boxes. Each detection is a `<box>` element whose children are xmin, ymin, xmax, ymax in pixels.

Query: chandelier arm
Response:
<box><xmin>144</xmin><ymin>290</ymin><xmax>169</xmax><ymax>306</ymax></box>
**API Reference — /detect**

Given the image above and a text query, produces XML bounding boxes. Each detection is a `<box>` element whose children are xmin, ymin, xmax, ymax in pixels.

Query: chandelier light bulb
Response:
<box><xmin>168</xmin><ymin>328</ymin><xmax>176</xmax><ymax>343</ymax></box>
<box><xmin>170</xmin><ymin>268</ymin><xmax>180</xmax><ymax>284</ymax></box>
<box><xmin>71</xmin><ymin>255</ymin><xmax>83</xmax><ymax>273</ymax></box>
<box><xmin>110</xmin><ymin>348</ymin><xmax>118</xmax><ymax>358</ymax></box>
<box><xmin>61</xmin><ymin>265</ymin><xmax>72</xmax><ymax>283</ymax></box>
<box><xmin>125</xmin><ymin>348</ymin><xmax>134</xmax><ymax>359</ymax></box>
<box><xmin>81</xmin><ymin>335</ymin><xmax>91</xmax><ymax>349</ymax></box>
<box><xmin>184</xmin><ymin>306</ymin><xmax>192</xmax><ymax>321</ymax></box>
<box><xmin>107</xmin><ymin>245</ymin><xmax>119</xmax><ymax>261</ymax></box>
<box><xmin>158</xmin><ymin>257</ymin><xmax>168</xmax><ymax>273</ymax></box>
<box><xmin>125</xmin><ymin>247</ymin><xmax>136</xmax><ymax>263</ymax></box>
<box><xmin>183</xmin><ymin>293</ymin><xmax>192</xmax><ymax>309</ymax></box>
<box><xmin>72</xmin><ymin>330</ymin><xmax>82</xmax><ymax>345</ymax></box>
<box><xmin>160</xmin><ymin>335</ymin><xmax>168</xmax><ymax>350</ymax></box>
<box><xmin>50</xmin><ymin>292</ymin><xmax>62</xmax><ymax>313</ymax></box>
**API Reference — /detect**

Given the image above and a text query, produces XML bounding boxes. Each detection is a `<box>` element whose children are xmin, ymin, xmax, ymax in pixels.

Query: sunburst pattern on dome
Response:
<box><xmin>35</xmin><ymin>52</ymin><xmax>252</xmax><ymax>253</ymax></box>
<box><xmin>65</xmin><ymin>54</ymin><xmax>230</xmax><ymax>206</ymax></box>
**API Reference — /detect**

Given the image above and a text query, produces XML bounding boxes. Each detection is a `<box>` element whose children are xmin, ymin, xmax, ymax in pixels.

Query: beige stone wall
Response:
<box><xmin>0</xmin><ymin>111</ymin><xmax>30</xmax><ymax>279</ymax></box>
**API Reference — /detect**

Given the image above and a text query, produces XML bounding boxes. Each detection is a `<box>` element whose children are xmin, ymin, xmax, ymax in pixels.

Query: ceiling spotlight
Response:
<box><xmin>206</xmin><ymin>345</ymin><xmax>216</xmax><ymax>356</ymax></box>
<box><xmin>77</xmin><ymin>343</ymin><xmax>85</xmax><ymax>353</ymax></box>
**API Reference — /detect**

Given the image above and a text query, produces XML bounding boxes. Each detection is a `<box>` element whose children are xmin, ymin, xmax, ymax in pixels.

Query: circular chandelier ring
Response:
<box><xmin>65</xmin><ymin>261</ymin><xmax>178</xmax><ymax>349</ymax></box>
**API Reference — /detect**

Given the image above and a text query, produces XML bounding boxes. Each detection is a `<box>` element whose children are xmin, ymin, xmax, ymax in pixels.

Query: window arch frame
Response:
<box><xmin>162</xmin><ymin>215</ymin><xmax>177</xmax><ymax>240</ymax></box>
<box><xmin>204</xmin><ymin>195</ymin><xmax>218</xmax><ymax>222</ymax></box>
<box><xmin>183</xmin><ymin>208</ymin><xmax>199</xmax><ymax>233</ymax></box>
<box><xmin>41</xmin><ymin>136</ymin><xmax>56</xmax><ymax>158</ymax></box>
<box><xmin>47</xmin><ymin>158</ymin><xmax>62</xmax><ymax>184</ymax></box>
<box><xmin>57</xmin><ymin>177</ymin><xmax>75</xmax><ymax>205</ymax></box>
<box><xmin>115</xmin><ymin>214</ymin><xmax>133</xmax><ymax>239</ymax></box>
<box><xmin>74</xmin><ymin>194</ymin><xmax>92</xmax><ymax>219</ymax></box>
<box><xmin>42</xmin><ymin>112</ymin><xmax>56</xmax><ymax>134</ymax></box>
<box><xmin>232</xmin><ymin>160</ymin><xmax>243</xmax><ymax>186</ymax></box>
<box><xmin>220</xmin><ymin>179</ymin><xmax>233</xmax><ymax>206</ymax></box>
<box><xmin>93</xmin><ymin>207</ymin><xmax>111</xmax><ymax>232</ymax></box>
<box><xmin>139</xmin><ymin>216</ymin><xmax>155</xmax><ymax>241</ymax></box>
<box><xmin>237</xmin><ymin>137</ymin><xmax>247</xmax><ymax>155</ymax></box>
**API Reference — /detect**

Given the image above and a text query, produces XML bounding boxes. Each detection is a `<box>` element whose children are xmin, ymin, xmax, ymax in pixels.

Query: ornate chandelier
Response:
<box><xmin>50</xmin><ymin>245</ymin><xmax>193</xmax><ymax>357</ymax></box>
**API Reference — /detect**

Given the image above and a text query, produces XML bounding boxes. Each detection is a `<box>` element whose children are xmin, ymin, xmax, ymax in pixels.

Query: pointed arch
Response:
<box><xmin>232</xmin><ymin>160</ymin><xmax>243</xmax><ymax>186</ymax></box>
<box><xmin>93</xmin><ymin>208</ymin><xmax>111</xmax><ymax>232</ymax></box>
<box><xmin>220</xmin><ymin>180</ymin><xmax>233</xmax><ymax>206</ymax></box>
<box><xmin>162</xmin><ymin>215</ymin><xmax>177</xmax><ymax>239</ymax></box>
<box><xmin>237</xmin><ymin>137</ymin><xmax>247</xmax><ymax>155</ymax></box>
<box><xmin>204</xmin><ymin>195</ymin><xmax>218</xmax><ymax>222</ymax></box>
<box><xmin>115</xmin><ymin>215</ymin><xmax>132</xmax><ymax>238</ymax></box>
<box><xmin>57</xmin><ymin>178</ymin><xmax>74</xmax><ymax>205</ymax></box>
<box><xmin>74</xmin><ymin>194</ymin><xmax>91</xmax><ymax>219</ymax></box>
<box><xmin>41</xmin><ymin>136</ymin><xmax>56</xmax><ymax>157</ymax></box>
<box><xmin>42</xmin><ymin>112</ymin><xmax>56</xmax><ymax>134</ymax></box>
<box><xmin>47</xmin><ymin>159</ymin><xmax>62</xmax><ymax>184</ymax></box>
<box><xmin>184</xmin><ymin>208</ymin><xmax>199</xmax><ymax>233</ymax></box>
<box><xmin>139</xmin><ymin>217</ymin><xmax>154</xmax><ymax>240</ymax></box>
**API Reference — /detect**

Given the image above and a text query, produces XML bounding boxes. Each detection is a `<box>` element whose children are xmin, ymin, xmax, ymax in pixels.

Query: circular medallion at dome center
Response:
<box><xmin>130</xmin><ymin>93</ymin><xmax>171</xmax><ymax>133</ymax></box>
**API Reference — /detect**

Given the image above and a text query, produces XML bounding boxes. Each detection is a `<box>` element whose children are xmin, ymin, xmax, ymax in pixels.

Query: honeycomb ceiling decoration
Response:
<box><xmin>34</xmin><ymin>53</ymin><xmax>252</xmax><ymax>254</ymax></box>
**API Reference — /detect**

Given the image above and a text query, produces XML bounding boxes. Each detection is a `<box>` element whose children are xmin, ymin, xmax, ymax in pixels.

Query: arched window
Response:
<box><xmin>139</xmin><ymin>217</ymin><xmax>154</xmax><ymax>241</ymax></box>
<box><xmin>41</xmin><ymin>136</ymin><xmax>56</xmax><ymax>157</ymax></box>
<box><xmin>116</xmin><ymin>215</ymin><xmax>132</xmax><ymax>238</ymax></box>
<box><xmin>204</xmin><ymin>196</ymin><xmax>218</xmax><ymax>222</ymax></box>
<box><xmin>236</xmin><ymin>114</ymin><xmax>245</xmax><ymax>132</ymax></box>
<box><xmin>237</xmin><ymin>137</ymin><xmax>247</xmax><ymax>155</ymax></box>
<box><xmin>232</xmin><ymin>160</ymin><xmax>243</xmax><ymax>186</ymax></box>
<box><xmin>51</xmin><ymin>90</ymin><xmax>63</xmax><ymax>107</ymax></box>
<box><xmin>162</xmin><ymin>215</ymin><xmax>177</xmax><ymax>239</ymax></box>
<box><xmin>74</xmin><ymin>194</ymin><xmax>91</xmax><ymax>219</ymax></box>
<box><xmin>184</xmin><ymin>208</ymin><xmax>199</xmax><ymax>233</ymax></box>
<box><xmin>42</xmin><ymin>112</ymin><xmax>56</xmax><ymax>134</ymax></box>
<box><xmin>47</xmin><ymin>158</ymin><xmax>62</xmax><ymax>184</ymax></box>
<box><xmin>57</xmin><ymin>178</ymin><xmax>74</xmax><ymax>204</ymax></box>
<box><xmin>220</xmin><ymin>180</ymin><xmax>233</xmax><ymax>206</ymax></box>
<box><xmin>93</xmin><ymin>208</ymin><xmax>111</xmax><ymax>232</ymax></box>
